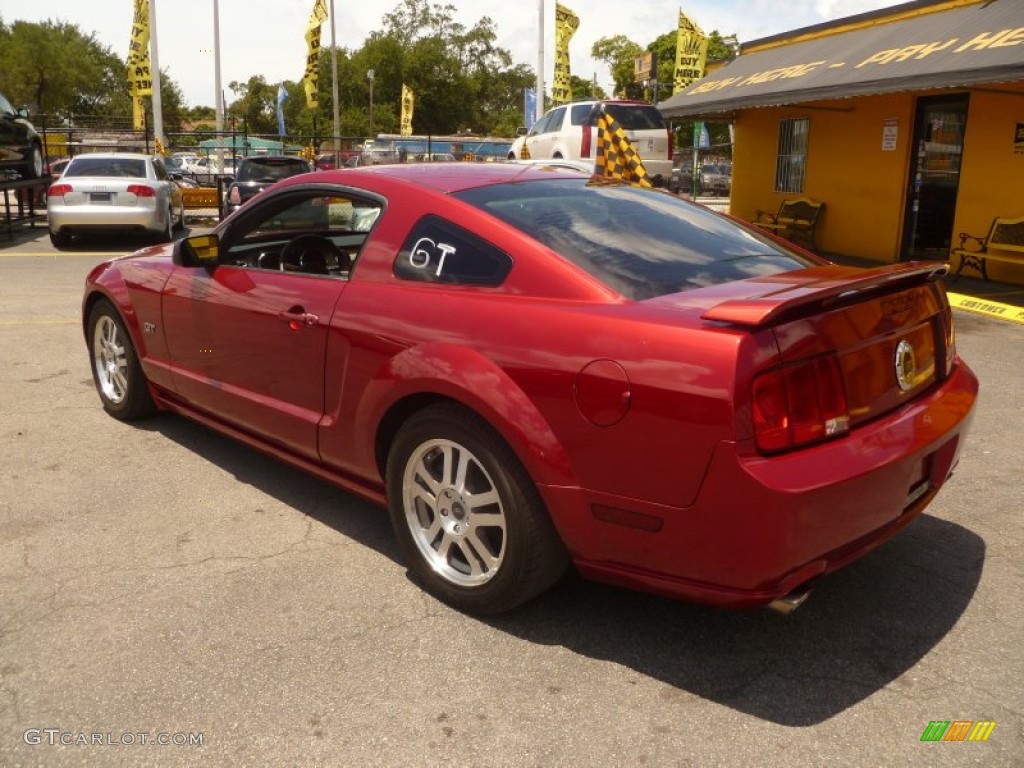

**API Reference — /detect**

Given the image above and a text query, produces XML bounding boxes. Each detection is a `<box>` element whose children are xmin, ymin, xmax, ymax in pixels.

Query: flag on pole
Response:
<box><xmin>127</xmin><ymin>0</ymin><xmax>152</xmax><ymax>131</ymax></box>
<box><xmin>524</xmin><ymin>88</ymin><xmax>537</xmax><ymax>132</ymax></box>
<box><xmin>552</xmin><ymin>3</ymin><xmax>579</xmax><ymax>106</ymax></box>
<box><xmin>304</xmin><ymin>0</ymin><xmax>328</xmax><ymax>109</ymax></box>
<box><xmin>400</xmin><ymin>85</ymin><xmax>415</xmax><ymax>136</ymax></box>
<box><xmin>593</xmin><ymin>109</ymin><xmax>652</xmax><ymax>187</ymax></box>
<box><xmin>673</xmin><ymin>10</ymin><xmax>709</xmax><ymax>94</ymax></box>
<box><xmin>277</xmin><ymin>82</ymin><xmax>289</xmax><ymax>137</ymax></box>
<box><xmin>127</xmin><ymin>0</ymin><xmax>152</xmax><ymax>96</ymax></box>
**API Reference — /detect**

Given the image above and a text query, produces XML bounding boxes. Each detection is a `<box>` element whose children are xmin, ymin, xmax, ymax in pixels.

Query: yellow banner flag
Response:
<box><xmin>673</xmin><ymin>10</ymin><xmax>709</xmax><ymax>93</ymax></box>
<box><xmin>304</xmin><ymin>0</ymin><xmax>328</xmax><ymax>109</ymax></box>
<box><xmin>127</xmin><ymin>0</ymin><xmax>152</xmax><ymax>97</ymax></box>
<box><xmin>594</xmin><ymin>110</ymin><xmax>652</xmax><ymax>187</ymax></box>
<box><xmin>400</xmin><ymin>84</ymin><xmax>415</xmax><ymax>136</ymax></box>
<box><xmin>552</xmin><ymin>3</ymin><xmax>579</xmax><ymax>106</ymax></box>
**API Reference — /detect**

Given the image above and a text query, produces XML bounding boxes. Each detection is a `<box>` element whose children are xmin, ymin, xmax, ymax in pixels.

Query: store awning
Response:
<box><xmin>659</xmin><ymin>0</ymin><xmax>1024</xmax><ymax>119</ymax></box>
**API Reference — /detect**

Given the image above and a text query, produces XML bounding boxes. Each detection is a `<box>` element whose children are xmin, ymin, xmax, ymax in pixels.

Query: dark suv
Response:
<box><xmin>222</xmin><ymin>155</ymin><xmax>313</xmax><ymax>217</ymax></box>
<box><xmin>0</xmin><ymin>92</ymin><xmax>44</xmax><ymax>179</ymax></box>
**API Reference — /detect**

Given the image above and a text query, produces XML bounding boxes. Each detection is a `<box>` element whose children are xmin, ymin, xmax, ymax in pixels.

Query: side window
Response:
<box><xmin>775</xmin><ymin>117</ymin><xmax>809</xmax><ymax>193</ymax></box>
<box><xmin>570</xmin><ymin>104</ymin><xmax>592</xmax><ymax>126</ymax></box>
<box><xmin>223</xmin><ymin>190</ymin><xmax>382</xmax><ymax>276</ymax></box>
<box><xmin>545</xmin><ymin>108</ymin><xmax>566</xmax><ymax>133</ymax></box>
<box><xmin>394</xmin><ymin>215</ymin><xmax>512</xmax><ymax>286</ymax></box>
<box><xmin>153</xmin><ymin>159</ymin><xmax>169</xmax><ymax>181</ymax></box>
<box><xmin>529</xmin><ymin>112</ymin><xmax>552</xmax><ymax>137</ymax></box>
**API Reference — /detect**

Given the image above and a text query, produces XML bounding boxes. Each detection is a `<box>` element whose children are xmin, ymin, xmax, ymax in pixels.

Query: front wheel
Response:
<box><xmin>386</xmin><ymin>404</ymin><xmax>568</xmax><ymax>614</ymax></box>
<box><xmin>87</xmin><ymin>301</ymin><xmax>156</xmax><ymax>421</ymax></box>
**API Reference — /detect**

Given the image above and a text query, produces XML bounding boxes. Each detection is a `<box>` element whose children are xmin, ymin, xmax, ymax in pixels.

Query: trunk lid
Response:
<box><xmin>656</xmin><ymin>262</ymin><xmax>955</xmax><ymax>431</ymax></box>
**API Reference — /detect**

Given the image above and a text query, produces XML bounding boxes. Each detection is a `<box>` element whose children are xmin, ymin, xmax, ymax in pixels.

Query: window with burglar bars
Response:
<box><xmin>775</xmin><ymin>118</ymin><xmax>809</xmax><ymax>193</ymax></box>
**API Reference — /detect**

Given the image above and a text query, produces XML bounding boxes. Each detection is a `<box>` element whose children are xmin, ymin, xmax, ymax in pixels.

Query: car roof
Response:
<box><xmin>69</xmin><ymin>152</ymin><xmax>153</xmax><ymax>161</ymax></box>
<box><xmin>308</xmin><ymin>162</ymin><xmax>592</xmax><ymax>195</ymax></box>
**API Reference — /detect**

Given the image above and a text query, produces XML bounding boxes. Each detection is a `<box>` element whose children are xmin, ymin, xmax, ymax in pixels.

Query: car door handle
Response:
<box><xmin>277</xmin><ymin>308</ymin><xmax>319</xmax><ymax>330</ymax></box>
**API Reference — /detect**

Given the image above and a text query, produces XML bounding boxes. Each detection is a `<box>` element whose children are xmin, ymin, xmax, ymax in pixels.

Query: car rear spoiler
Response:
<box><xmin>701</xmin><ymin>262</ymin><xmax>948</xmax><ymax>328</ymax></box>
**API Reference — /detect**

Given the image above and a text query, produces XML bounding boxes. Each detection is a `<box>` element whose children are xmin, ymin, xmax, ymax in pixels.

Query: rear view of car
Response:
<box><xmin>510</xmin><ymin>100</ymin><xmax>673</xmax><ymax>184</ymax></box>
<box><xmin>47</xmin><ymin>153</ymin><xmax>184</xmax><ymax>247</ymax></box>
<box><xmin>223</xmin><ymin>155</ymin><xmax>313</xmax><ymax>216</ymax></box>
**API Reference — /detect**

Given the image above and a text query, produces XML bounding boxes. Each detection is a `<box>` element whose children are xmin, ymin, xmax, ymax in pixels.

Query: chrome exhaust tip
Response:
<box><xmin>767</xmin><ymin>588</ymin><xmax>813</xmax><ymax>615</ymax></box>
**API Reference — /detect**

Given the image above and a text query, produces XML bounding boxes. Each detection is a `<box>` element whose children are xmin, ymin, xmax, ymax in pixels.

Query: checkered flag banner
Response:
<box><xmin>594</xmin><ymin>111</ymin><xmax>652</xmax><ymax>187</ymax></box>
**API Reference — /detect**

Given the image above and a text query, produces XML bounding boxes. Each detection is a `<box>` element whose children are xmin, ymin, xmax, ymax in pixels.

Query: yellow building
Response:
<box><xmin>659</xmin><ymin>0</ymin><xmax>1024</xmax><ymax>284</ymax></box>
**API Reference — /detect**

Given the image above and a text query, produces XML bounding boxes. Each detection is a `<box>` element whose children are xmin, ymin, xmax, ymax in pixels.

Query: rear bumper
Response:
<box><xmin>540</xmin><ymin>361</ymin><xmax>978</xmax><ymax>608</ymax></box>
<box><xmin>48</xmin><ymin>204</ymin><xmax>164</xmax><ymax>234</ymax></box>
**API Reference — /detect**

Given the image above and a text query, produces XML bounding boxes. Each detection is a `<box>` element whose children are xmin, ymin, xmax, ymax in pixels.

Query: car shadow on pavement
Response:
<box><xmin>490</xmin><ymin>513</ymin><xmax>984</xmax><ymax>727</ymax></box>
<box><xmin>142</xmin><ymin>414</ymin><xmax>403</xmax><ymax>564</ymax></box>
<box><xmin>141</xmin><ymin>413</ymin><xmax>982</xmax><ymax>728</ymax></box>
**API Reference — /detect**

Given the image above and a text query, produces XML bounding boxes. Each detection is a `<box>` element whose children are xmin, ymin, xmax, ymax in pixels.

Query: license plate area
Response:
<box><xmin>90</xmin><ymin>192</ymin><xmax>112</xmax><ymax>203</ymax></box>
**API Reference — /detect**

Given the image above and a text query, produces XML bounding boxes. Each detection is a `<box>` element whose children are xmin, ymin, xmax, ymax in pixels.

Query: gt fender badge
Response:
<box><xmin>143</xmin><ymin>322</ymin><xmax>157</xmax><ymax>335</ymax></box>
<box><xmin>894</xmin><ymin>339</ymin><xmax>916</xmax><ymax>392</ymax></box>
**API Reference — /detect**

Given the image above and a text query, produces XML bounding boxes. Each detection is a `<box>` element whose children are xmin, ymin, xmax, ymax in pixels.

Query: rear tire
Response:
<box><xmin>49</xmin><ymin>229</ymin><xmax>71</xmax><ymax>248</ymax></box>
<box><xmin>156</xmin><ymin>206</ymin><xmax>174</xmax><ymax>242</ymax></box>
<box><xmin>24</xmin><ymin>143</ymin><xmax>43</xmax><ymax>179</ymax></box>
<box><xmin>386</xmin><ymin>403</ymin><xmax>568</xmax><ymax>615</ymax></box>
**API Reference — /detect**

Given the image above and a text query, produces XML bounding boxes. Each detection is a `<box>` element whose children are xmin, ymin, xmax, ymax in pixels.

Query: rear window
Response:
<box><xmin>65</xmin><ymin>157</ymin><xmax>147</xmax><ymax>178</ymax></box>
<box><xmin>237</xmin><ymin>157</ymin><xmax>310</xmax><ymax>182</ymax></box>
<box><xmin>597</xmin><ymin>104</ymin><xmax>665</xmax><ymax>131</ymax></box>
<box><xmin>454</xmin><ymin>179</ymin><xmax>812</xmax><ymax>300</ymax></box>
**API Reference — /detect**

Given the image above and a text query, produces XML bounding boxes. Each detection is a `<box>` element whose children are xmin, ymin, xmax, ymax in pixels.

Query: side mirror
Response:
<box><xmin>516</xmin><ymin>126</ymin><xmax>527</xmax><ymax>136</ymax></box>
<box><xmin>174</xmin><ymin>233</ymin><xmax>220</xmax><ymax>267</ymax></box>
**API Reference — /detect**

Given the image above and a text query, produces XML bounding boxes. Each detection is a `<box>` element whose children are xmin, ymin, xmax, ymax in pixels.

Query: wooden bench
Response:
<box><xmin>754</xmin><ymin>198</ymin><xmax>825</xmax><ymax>251</ymax></box>
<box><xmin>950</xmin><ymin>216</ymin><xmax>1024</xmax><ymax>282</ymax></box>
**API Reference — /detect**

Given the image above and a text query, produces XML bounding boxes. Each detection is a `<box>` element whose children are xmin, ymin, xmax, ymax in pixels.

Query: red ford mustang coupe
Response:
<box><xmin>83</xmin><ymin>163</ymin><xmax>977</xmax><ymax>614</ymax></box>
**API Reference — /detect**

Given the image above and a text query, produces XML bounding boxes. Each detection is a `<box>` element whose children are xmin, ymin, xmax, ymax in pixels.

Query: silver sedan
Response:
<box><xmin>46</xmin><ymin>153</ymin><xmax>184</xmax><ymax>248</ymax></box>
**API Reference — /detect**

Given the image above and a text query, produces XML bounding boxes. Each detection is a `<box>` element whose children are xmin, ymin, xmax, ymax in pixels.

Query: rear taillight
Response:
<box><xmin>580</xmin><ymin>125</ymin><xmax>592</xmax><ymax>159</ymax></box>
<box><xmin>939</xmin><ymin>306</ymin><xmax>956</xmax><ymax>376</ymax></box>
<box><xmin>126</xmin><ymin>184</ymin><xmax>156</xmax><ymax>197</ymax></box>
<box><xmin>666</xmin><ymin>128</ymin><xmax>673</xmax><ymax>159</ymax></box>
<box><xmin>49</xmin><ymin>183</ymin><xmax>71</xmax><ymax>197</ymax></box>
<box><xmin>752</xmin><ymin>353</ymin><xmax>850</xmax><ymax>453</ymax></box>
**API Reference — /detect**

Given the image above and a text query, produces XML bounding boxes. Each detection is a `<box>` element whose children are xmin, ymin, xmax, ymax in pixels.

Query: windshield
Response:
<box><xmin>454</xmin><ymin>179</ymin><xmax>812</xmax><ymax>300</ymax></box>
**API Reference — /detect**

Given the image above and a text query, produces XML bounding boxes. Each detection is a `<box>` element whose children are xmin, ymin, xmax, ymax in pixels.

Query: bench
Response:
<box><xmin>950</xmin><ymin>216</ymin><xmax>1024</xmax><ymax>282</ymax></box>
<box><xmin>754</xmin><ymin>198</ymin><xmax>825</xmax><ymax>251</ymax></box>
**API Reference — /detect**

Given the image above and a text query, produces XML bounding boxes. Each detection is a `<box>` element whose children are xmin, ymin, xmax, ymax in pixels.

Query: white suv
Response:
<box><xmin>508</xmin><ymin>100</ymin><xmax>673</xmax><ymax>185</ymax></box>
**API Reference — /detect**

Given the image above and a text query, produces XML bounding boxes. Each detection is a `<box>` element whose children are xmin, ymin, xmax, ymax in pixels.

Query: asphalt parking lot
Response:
<box><xmin>1</xmin><ymin>226</ymin><xmax>1021</xmax><ymax>766</ymax></box>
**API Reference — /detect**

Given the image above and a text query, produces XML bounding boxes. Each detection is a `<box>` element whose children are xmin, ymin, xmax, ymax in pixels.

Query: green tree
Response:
<box><xmin>0</xmin><ymin>19</ymin><xmax>118</xmax><ymax>116</ymax></box>
<box><xmin>591</xmin><ymin>35</ymin><xmax>643</xmax><ymax>99</ymax></box>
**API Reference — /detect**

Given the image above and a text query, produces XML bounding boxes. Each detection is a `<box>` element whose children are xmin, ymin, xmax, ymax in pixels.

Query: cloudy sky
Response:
<box><xmin>6</xmin><ymin>0</ymin><xmax>906</xmax><ymax>108</ymax></box>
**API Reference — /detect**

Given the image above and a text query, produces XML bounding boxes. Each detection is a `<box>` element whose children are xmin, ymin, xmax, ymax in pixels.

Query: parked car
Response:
<box><xmin>191</xmin><ymin>155</ymin><xmax>240</xmax><ymax>185</ymax></box>
<box><xmin>81</xmin><ymin>163</ymin><xmax>977</xmax><ymax>615</ymax></box>
<box><xmin>47</xmin><ymin>153</ymin><xmax>184</xmax><ymax>247</ymax></box>
<box><xmin>700</xmin><ymin>163</ymin><xmax>732</xmax><ymax>196</ymax></box>
<box><xmin>0</xmin><ymin>92</ymin><xmax>44</xmax><ymax>179</ymax></box>
<box><xmin>507</xmin><ymin>100</ymin><xmax>673</xmax><ymax>185</ymax></box>
<box><xmin>222</xmin><ymin>155</ymin><xmax>313</xmax><ymax>216</ymax></box>
<box><xmin>48</xmin><ymin>157</ymin><xmax>72</xmax><ymax>180</ymax></box>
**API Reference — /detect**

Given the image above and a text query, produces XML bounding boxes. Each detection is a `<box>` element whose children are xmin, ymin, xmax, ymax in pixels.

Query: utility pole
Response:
<box><xmin>329</xmin><ymin>0</ymin><xmax>340</xmax><ymax>157</ymax></box>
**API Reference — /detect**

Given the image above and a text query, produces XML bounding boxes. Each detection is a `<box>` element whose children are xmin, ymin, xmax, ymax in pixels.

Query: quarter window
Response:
<box><xmin>394</xmin><ymin>216</ymin><xmax>512</xmax><ymax>286</ymax></box>
<box><xmin>775</xmin><ymin>117</ymin><xmax>809</xmax><ymax>193</ymax></box>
